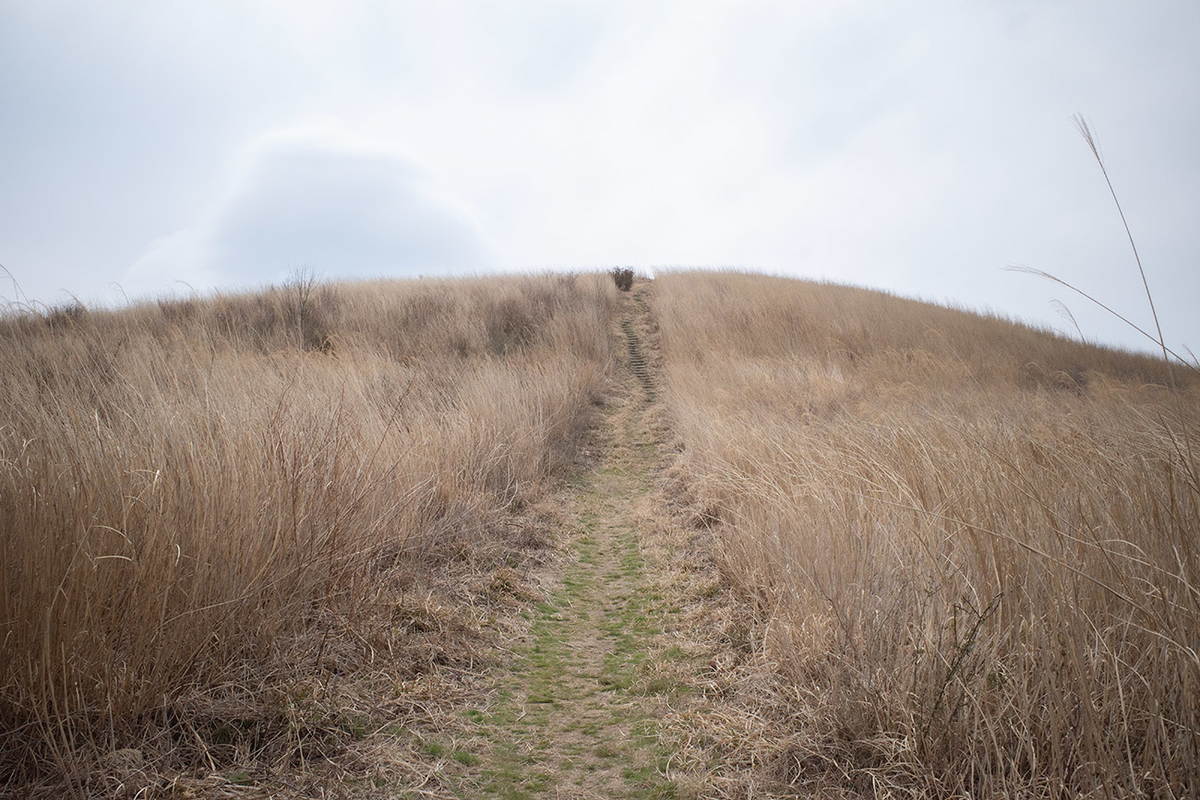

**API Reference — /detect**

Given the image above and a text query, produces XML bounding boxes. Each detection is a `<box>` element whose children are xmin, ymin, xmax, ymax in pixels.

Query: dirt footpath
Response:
<box><xmin>444</xmin><ymin>284</ymin><xmax>694</xmax><ymax>799</ymax></box>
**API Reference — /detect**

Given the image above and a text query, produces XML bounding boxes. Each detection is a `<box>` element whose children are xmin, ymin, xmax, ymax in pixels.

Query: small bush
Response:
<box><xmin>610</xmin><ymin>268</ymin><xmax>634</xmax><ymax>292</ymax></box>
<box><xmin>286</xmin><ymin>268</ymin><xmax>339</xmax><ymax>352</ymax></box>
<box><xmin>44</xmin><ymin>300</ymin><xmax>88</xmax><ymax>330</ymax></box>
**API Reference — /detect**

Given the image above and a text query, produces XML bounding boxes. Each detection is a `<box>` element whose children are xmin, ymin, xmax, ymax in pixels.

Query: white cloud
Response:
<box><xmin>4</xmin><ymin>0</ymin><xmax>1198</xmax><ymax>352</ymax></box>
<box><xmin>125</xmin><ymin>125</ymin><xmax>495</xmax><ymax>297</ymax></box>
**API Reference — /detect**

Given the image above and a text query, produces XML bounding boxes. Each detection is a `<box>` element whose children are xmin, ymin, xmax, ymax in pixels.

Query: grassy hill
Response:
<box><xmin>2</xmin><ymin>269</ymin><xmax>1196</xmax><ymax>797</ymax></box>
<box><xmin>654</xmin><ymin>270</ymin><xmax>1198</xmax><ymax>797</ymax></box>
<box><xmin>0</xmin><ymin>273</ymin><xmax>617</xmax><ymax>794</ymax></box>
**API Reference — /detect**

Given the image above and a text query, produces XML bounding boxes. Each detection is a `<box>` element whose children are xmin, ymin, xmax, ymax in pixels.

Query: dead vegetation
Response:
<box><xmin>610</xmin><ymin>268</ymin><xmax>635</xmax><ymax>292</ymax></box>
<box><xmin>652</xmin><ymin>270</ymin><xmax>1200</xmax><ymax>798</ymax></box>
<box><xmin>9</xmin><ymin>264</ymin><xmax>1199</xmax><ymax>798</ymax></box>
<box><xmin>0</xmin><ymin>272</ymin><xmax>616</xmax><ymax>797</ymax></box>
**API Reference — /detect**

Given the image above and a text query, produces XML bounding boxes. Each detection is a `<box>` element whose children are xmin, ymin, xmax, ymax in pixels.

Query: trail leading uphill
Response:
<box><xmin>447</xmin><ymin>283</ymin><xmax>690</xmax><ymax>799</ymax></box>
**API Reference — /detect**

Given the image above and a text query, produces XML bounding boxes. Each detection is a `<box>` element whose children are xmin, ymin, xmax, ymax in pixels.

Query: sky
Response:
<box><xmin>1</xmin><ymin>0</ymin><xmax>1197</xmax><ymax>356</ymax></box>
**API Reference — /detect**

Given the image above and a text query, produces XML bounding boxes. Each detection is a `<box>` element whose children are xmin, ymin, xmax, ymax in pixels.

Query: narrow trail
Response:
<box><xmin>621</xmin><ymin>317</ymin><xmax>655</xmax><ymax>401</ymax></box>
<box><xmin>448</xmin><ymin>284</ymin><xmax>687</xmax><ymax>799</ymax></box>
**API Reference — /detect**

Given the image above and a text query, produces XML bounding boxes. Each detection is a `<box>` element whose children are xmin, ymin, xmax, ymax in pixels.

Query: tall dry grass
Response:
<box><xmin>0</xmin><ymin>272</ymin><xmax>616</xmax><ymax>787</ymax></box>
<box><xmin>654</xmin><ymin>271</ymin><xmax>1199</xmax><ymax>797</ymax></box>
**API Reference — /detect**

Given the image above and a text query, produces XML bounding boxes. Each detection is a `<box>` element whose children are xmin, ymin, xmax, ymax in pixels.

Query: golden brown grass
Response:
<box><xmin>652</xmin><ymin>270</ymin><xmax>1199</xmax><ymax>797</ymax></box>
<box><xmin>0</xmin><ymin>272</ymin><xmax>616</xmax><ymax>795</ymax></box>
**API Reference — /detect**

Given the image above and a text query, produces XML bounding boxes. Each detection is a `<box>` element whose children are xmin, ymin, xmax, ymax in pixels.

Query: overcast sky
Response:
<box><xmin>1</xmin><ymin>1</ymin><xmax>1197</xmax><ymax>355</ymax></box>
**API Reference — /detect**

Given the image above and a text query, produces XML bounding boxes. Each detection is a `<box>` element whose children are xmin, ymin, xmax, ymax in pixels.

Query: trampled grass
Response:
<box><xmin>653</xmin><ymin>270</ymin><xmax>1199</xmax><ymax>797</ymax></box>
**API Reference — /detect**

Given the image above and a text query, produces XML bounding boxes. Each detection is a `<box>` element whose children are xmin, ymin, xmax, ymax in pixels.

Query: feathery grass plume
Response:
<box><xmin>1010</xmin><ymin>116</ymin><xmax>1196</xmax><ymax>376</ymax></box>
<box><xmin>1074</xmin><ymin>115</ymin><xmax>1173</xmax><ymax>374</ymax></box>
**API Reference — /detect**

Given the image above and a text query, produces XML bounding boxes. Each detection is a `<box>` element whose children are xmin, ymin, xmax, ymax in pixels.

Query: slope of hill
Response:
<box><xmin>0</xmin><ymin>273</ymin><xmax>617</xmax><ymax>795</ymax></box>
<box><xmin>652</xmin><ymin>270</ymin><xmax>1199</xmax><ymax>797</ymax></box>
<box><xmin>4</xmin><ymin>269</ymin><xmax>1196</xmax><ymax>798</ymax></box>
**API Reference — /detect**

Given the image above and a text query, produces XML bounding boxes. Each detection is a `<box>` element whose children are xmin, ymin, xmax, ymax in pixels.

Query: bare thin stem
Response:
<box><xmin>1072</xmin><ymin>115</ymin><xmax>1177</xmax><ymax>389</ymax></box>
<box><xmin>1005</xmin><ymin>265</ymin><xmax>1198</xmax><ymax>376</ymax></box>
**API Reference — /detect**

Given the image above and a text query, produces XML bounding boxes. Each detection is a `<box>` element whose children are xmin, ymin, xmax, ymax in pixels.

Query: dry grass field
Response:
<box><xmin>0</xmin><ymin>272</ymin><xmax>616</xmax><ymax>795</ymax></box>
<box><xmin>653</xmin><ymin>271</ymin><xmax>1199</xmax><ymax>797</ymax></box>
<box><xmin>5</xmin><ymin>267</ymin><xmax>1197</xmax><ymax>798</ymax></box>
